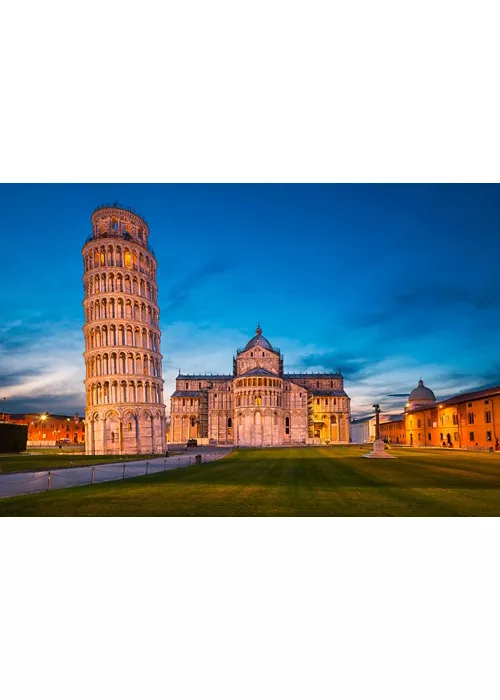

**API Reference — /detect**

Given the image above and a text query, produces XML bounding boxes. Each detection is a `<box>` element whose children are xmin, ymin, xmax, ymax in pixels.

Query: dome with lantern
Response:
<box><xmin>243</xmin><ymin>324</ymin><xmax>274</xmax><ymax>352</ymax></box>
<box><xmin>407</xmin><ymin>379</ymin><xmax>436</xmax><ymax>409</ymax></box>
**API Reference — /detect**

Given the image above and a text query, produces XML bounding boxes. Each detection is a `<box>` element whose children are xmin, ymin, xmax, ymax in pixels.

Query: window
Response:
<box><xmin>469</xmin><ymin>431</ymin><xmax>475</xmax><ymax>441</ymax></box>
<box><xmin>452</xmin><ymin>413</ymin><xmax>458</xmax><ymax>425</ymax></box>
<box><xmin>111</xmin><ymin>432</ymin><xmax>115</xmax><ymax>443</ymax></box>
<box><xmin>316</xmin><ymin>399</ymin><xmax>320</xmax><ymax>405</ymax></box>
<box><xmin>428</xmin><ymin>433</ymin><xmax>432</xmax><ymax>441</ymax></box>
<box><xmin>440</xmin><ymin>433</ymin><xmax>443</xmax><ymax>440</ymax></box>
<box><xmin>250</xmin><ymin>352</ymin><xmax>253</xmax><ymax>357</ymax></box>
<box><xmin>191</xmin><ymin>418</ymin><xmax>196</xmax><ymax>427</ymax></box>
<box><xmin>316</xmin><ymin>381</ymin><xmax>320</xmax><ymax>389</ymax></box>
<box><xmin>285</xmin><ymin>417</ymin><xmax>290</xmax><ymax>427</ymax></box>
<box><xmin>487</xmin><ymin>430</ymin><xmax>492</xmax><ymax>441</ymax></box>
<box><xmin>427</xmin><ymin>419</ymin><xmax>431</xmax><ymax>427</ymax></box>
<box><xmin>128</xmin><ymin>422</ymin><xmax>132</xmax><ymax>431</ymax></box>
<box><xmin>485</xmin><ymin>400</ymin><xmax>489</xmax><ymax>404</ymax></box>
<box><xmin>417</xmin><ymin>419</ymin><xmax>421</xmax><ymax>428</ymax></box>
<box><xmin>485</xmin><ymin>410</ymin><xmax>492</xmax><ymax>423</ymax></box>
<box><xmin>468</xmin><ymin>413</ymin><xmax>475</xmax><ymax>424</ymax></box>
<box><xmin>439</xmin><ymin>416</ymin><xmax>443</xmax><ymax>426</ymax></box>
<box><xmin>468</xmin><ymin>403</ymin><xmax>472</xmax><ymax>408</ymax></box>
<box><xmin>418</xmin><ymin>433</ymin><xmax>421</xmax><ymax>440</ymax></box>
<box><xmin>454</xmin><ymin>432</ymin><xmax>459</xmax><ymax>441</ymax></box>
<box><xmin>227</xmin><ymin>418</ymin><xmax>232</xmax><ymax>428</ymax></box>
<box><xmin>262</xmin><ymin>352</ymin><xmax>265</xmax><ymax>357</ymax></box>
<box><xmin>185</xmin><ymin>382</ymin><xmax>188</xmax><ymax>389</ymax></box>
<box><xmin>325</xmin><ymin>399</ymin><xmax>328</xmax><ymax>406</ymax></box>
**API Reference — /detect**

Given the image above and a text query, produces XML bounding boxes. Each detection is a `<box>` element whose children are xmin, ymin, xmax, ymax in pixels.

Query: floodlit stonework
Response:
<box><xmin>82</xmin><ymin>204</ymin><xmax>166</xmax><ymax>455</ymax></box>
<box><xmin>170</xmin><ymin>326</ymin><xmax>351</xmax><ymax>446</ymax></box>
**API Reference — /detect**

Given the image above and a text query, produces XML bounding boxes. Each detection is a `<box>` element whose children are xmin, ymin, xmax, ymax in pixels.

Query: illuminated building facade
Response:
<box><xmin>379</xmin><ymin>380</ymin><xmax>500</xmax><ymax>450</ymax></box>
<box><xmin>82</xmin><ymin>204</ymin><xmax>166</xmax><ymax>455</ymax></box>
<box><xmin>4</xmin><ymin>413</ymin><xmax>85</xmax><ymax>446</ymax></box>
<box><xmin>170</xmin><ymin>326</ymin><xmax>351</xmax><ymax>446</ymax></box>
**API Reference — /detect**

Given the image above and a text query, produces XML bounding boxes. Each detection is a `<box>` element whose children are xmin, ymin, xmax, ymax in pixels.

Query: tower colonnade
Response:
<box><xmin>82</xmin><ymin>204</ymin><xmax>166</xmax><ymax>455</ymax></box>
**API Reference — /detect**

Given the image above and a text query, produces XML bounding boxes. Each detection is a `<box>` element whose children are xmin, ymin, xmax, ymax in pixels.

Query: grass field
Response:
<box><xmin>0</xmin><ymin>453</ymin><xmax>162</xmax><ymax>473</ymax></box>
<box><xmin>2</xmin><ymin>445</ymin><xmax>500</xmax><ymax>516</ymax></box>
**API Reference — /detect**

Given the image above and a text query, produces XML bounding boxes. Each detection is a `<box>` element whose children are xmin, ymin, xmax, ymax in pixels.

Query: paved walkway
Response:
<box><xmin>0</xmin><ymin>448</ymin><xmax>233</xmax><ymax>499</ymax></box>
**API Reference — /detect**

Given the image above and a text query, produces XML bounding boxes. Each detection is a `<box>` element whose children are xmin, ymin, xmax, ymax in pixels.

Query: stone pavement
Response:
<box><xmin>0</xmin><ymin>448</ymin><xmax>233</xmax><ymax>499</ymax></box>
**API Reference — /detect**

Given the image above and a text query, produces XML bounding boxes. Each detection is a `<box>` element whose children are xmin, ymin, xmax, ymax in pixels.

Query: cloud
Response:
<box><xmin>296</xmin><ymin>351</ymin><xmax>371</xmax><ymax>379</ymax></box>
<box><xmin>6</xmin><ymin>392</ymin><xmax>85</xmax><ymax>415</ymax></box>
<box><xmin>0</xmin><ymin>318</ymin><xmax>85</xmax><ymax>413</ymax></box>
<box><xmin>161</xmin><ymin>260</ymin><xmax>239</xmax><ymax>313</ymax></box>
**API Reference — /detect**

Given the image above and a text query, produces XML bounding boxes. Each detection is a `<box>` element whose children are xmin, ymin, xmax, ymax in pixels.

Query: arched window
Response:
<box><xmin>228</xmin><ymin>417</ymin><xmax>232</xmax><ymax>428</ymax></box>
<box><xmin>285</xmin><ymin>416</ymin><xmax>290</xmax><ymax>427</ymax></box>
<box><xmin>111</xmin><ymin>432</ymin><xmax>115</xmax><ymax>443</ymax></box>
<box><xmin>128</xmin><ymin>422</ymin><xmax>132</xmax><ymax>431</ymax></box>
<box><xmin>317</xmin><ymin>381</ymin><xmax>320</xmax><ymax>389</ymax></box>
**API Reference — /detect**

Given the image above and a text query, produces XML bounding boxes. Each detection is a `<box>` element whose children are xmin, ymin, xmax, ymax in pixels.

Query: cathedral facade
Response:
<box><xmin>170</xmin><ymin>326</ymin><xmax>351</xmax><ymax>446</ymax></box>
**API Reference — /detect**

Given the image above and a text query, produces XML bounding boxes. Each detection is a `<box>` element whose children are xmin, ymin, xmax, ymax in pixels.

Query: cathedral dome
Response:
<box><xmin>244</xmin><ymin>324</ymin><xmax>273</xmax><ymax>351</ymax></box>
<box><xmin>408</xmin><ymin>379</ymin><xmax>436</xmax><ymax>404</ymax></box>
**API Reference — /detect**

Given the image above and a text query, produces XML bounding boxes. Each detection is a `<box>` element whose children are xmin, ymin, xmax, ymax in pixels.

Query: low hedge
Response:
<box><xmin>0</xmin><ymin>423</ymin><xmax>28</xmax><ymax>453</ymax></box>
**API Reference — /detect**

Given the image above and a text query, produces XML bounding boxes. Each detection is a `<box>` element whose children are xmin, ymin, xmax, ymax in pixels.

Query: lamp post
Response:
<box><xmin>40</xmin><ymin>413</ymin><xmax>48</xmax><ymax>445</ymax></box>
<box><xmin>2</xmin><ymin>397</ymin><xmax>6</xmax><ymax>422</ymax></box>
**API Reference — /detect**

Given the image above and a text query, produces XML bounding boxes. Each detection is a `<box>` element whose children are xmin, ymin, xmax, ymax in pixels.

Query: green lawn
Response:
<box><xmin>2</xmin><ymin>446</ymin><xmax>500</xmax><ymax>516</ymax></box>
<box><xmin>0</xmin><ymin>453</ymin><xmax>161</xmax><ymax>474</ymax></box>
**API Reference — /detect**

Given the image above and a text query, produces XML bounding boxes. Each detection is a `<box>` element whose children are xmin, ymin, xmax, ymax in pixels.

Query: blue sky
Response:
<box><xmin>1</xmin><ymin>184</ymin><xmax>500</xmax><ymax>418</ymax></box>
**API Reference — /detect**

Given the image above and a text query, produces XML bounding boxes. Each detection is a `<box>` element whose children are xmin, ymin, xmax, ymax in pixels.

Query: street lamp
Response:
<box><xmin>2</xmin><ymin>397</ymin><xmax>6</xmax><ymax>422</ymax></box>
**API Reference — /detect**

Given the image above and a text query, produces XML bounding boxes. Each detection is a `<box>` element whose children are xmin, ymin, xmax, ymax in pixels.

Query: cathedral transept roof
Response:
<box><xmin>238</xmin><ymin>367</ymin><xmax>278</xmax><ymax>377</ymax></box>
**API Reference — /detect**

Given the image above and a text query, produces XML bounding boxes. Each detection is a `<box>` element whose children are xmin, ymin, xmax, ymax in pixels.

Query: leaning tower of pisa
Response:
<box><xmin>82</xmin><ymin>204</ymin><xmax>166</xmax><ymax>455</ymax></box>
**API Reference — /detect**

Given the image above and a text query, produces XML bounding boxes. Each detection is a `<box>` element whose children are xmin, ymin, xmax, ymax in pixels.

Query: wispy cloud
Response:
<box><xmin>161</xmin><ymin>260</ymin><xmax>240</xmax><ymax>313</ymax></box>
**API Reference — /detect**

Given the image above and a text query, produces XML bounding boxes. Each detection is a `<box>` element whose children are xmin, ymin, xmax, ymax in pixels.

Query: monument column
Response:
<box><xmin>364</xmin><ymin>404</ymin><xmax>396</xmax><ymax>459</ymax></box>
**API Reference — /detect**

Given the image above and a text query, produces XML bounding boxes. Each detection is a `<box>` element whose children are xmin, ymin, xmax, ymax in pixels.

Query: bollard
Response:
<box><xmin>164</xmin><ymin>458</ymin><xmax>166</xmax><ymax>472</ymax></box>
<box><xmin>91</xmin><ymin>466</ymin><xmax>95</xmax><ymax>484</ymax></box>
<box><xmin>146</xmin><ymin>461</ymin><xmax>149</xmax><ymax>475</ymax></box>
<box><xmin>47</xmin><ymin>470</ymin><xmax>51</xmax><ymax>490</ymax></box>
<box><xmin>122</xmin><ymin>464</ymin><xmax>126</xmax><ymax>479</ymax></box>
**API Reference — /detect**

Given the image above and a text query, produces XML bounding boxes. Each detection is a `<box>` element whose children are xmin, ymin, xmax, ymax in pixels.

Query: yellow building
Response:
<box><xmin>406</xmin><ymin>385</ymin><xmax>500</xmax><ymax>449</ymax></box>
<box><xmin>380</xmin><ymin>379</ymin><xmax>500</xmax><ymax>450</ymax></box>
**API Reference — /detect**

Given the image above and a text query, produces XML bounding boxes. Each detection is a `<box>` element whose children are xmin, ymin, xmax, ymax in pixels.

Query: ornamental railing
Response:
<box><xmin>92</xmin><ymin>202</ymin><xmax>148</xmax><ymax>226</ymax></box>
<box><xmin>83</xmin><ymin>232</ymin><xmax>156</xmax><ymax>257</ymax></box>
